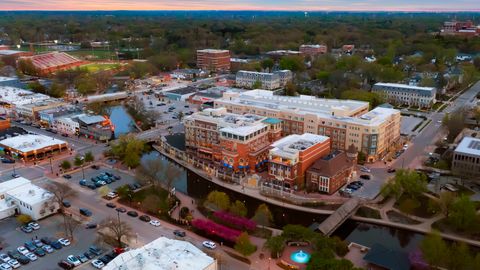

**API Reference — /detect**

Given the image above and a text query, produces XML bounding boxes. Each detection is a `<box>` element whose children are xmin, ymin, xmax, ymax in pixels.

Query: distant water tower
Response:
<box><xmin>304</xmin><ymin>12</ymin><xmax>308</xmax><ymax>17</ymax></box>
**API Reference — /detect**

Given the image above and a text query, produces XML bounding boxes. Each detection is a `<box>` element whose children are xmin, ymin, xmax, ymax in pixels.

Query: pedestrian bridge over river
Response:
<box><xmin>317</xmin><ymin>198</ymin><xmax>361</xmax><ymax>236</ymax></box>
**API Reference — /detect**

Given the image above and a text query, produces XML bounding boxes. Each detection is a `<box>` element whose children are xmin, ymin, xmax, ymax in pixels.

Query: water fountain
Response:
<box><xmin>290</xmin><ymin>250</ymin><xmax>311</xmax><ymax>264</ymax></box>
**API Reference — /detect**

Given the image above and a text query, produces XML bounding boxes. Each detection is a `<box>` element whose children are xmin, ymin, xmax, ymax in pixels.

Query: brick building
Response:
<box><xmin>268</xmin><ymin>133</ymin><xmax>330</xmax><ymax>189</ymax></box>
<box><xmin>19</xmin><ymin>52</ymin><xmax>85</xmax><ymax>76</ymax></box>
<box><xmin>196</xmin><ymin>49</ymin><xmax>230</xmax><ymax>72</ymax></box>
<box><xmin>215</xmin><ymin>90</ymin><xmax>401</xmax><ymax>162</ymax></box>
<box><xmin>299</xmin><ymin>44</ymin><xmax>327</xmax><ymax>56</ymax></box>
<box><xmin>184</xmin><ymin>107</ymin><xmax>282</xmax><ymax>173</ymax></box>
<box><xmin>441</xmin><ymin>20</ymin><xmax>480</xmax><ymax>36</ymax></box>
<box><xmin>306</xmin><ymin>149</ymin><xmax>356</xmax><ymax>194</ymax></box>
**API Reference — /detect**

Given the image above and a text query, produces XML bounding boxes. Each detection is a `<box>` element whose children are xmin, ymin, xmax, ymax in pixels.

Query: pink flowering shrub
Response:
<box><xmin>213</xmin><ymin>211</ymin><xmax>257</xmax><ymax>231</ymax></box>
<box><xmin>192</xmin><ymin>219</ymin><xmax>241</xmax><ymax>242</ymax></box>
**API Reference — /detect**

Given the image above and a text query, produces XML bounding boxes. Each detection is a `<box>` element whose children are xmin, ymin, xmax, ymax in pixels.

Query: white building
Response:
<box><xmin>55</xmin><ymin>116</ymin><xmax>80</xmax><ymax>135</ymax></box>
<box><xmin>452</xmin><ymin>136</ymin><xmax>480</xmax><ymax>178</ymax></box>
<box><xmin>104</xmin><ymin>237</ymin><xmax>217</xmax><ymax>270</ymax></box>
<box><xmin>0</xmin><ymin>177</ymin><xmax>58</xmax><ymax>220</ymax></box>
<box><xmin>0</xmin><ymin>134</ymin><xmax>68</xmax><ymax>161</ymax></box>
<box><xmin>235</xmin><ymin>70</ymin><xmax>292</xmax><ymax>90</ymax></box>
<box><xmin>372</xmin><ymin>83</ymin><xmax>437</xmax><ymax>108</ymax></box>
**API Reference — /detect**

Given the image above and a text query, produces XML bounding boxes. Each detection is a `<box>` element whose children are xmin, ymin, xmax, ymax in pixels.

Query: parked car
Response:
<box><xmin>91</xmin><ymin>165</ymin><xmax>99</xmax><ymax>170</ymax></box>
<box><xmin>77</xmin><ymin>254</ymin><xmax>88</xmax><ymax>263</ymax></box>
<box><xmin>85</xmin><ymin>223</ymin><xmax>98</xmax><ymax>229</ymax></box>
<box><xmin>33</xmin><ymin>239</ymin><xmax>43</xmax><ymax>247</ymax></box>
<box><xmin>41</xmin><ymin>245</ymin><xmax>54</xmax><ymax>254</ymax></box>
<box><xmin>116</xmin><ymin>207</ymin><xmax>126</xmax><ymax>213</ymax></box>
<box><xmin>79</xmin><ymin>179</ymin><xmax>88</xmax><ymax>186</ymax></box>
<box><xmin>23</xmin><ymin>242</ymin><xmax>36</xmax><ymax>252</ymax></box>
<box><xmin>20</xmin><ymin>225</ymin><xmax>32</xmax><ymax>233</ymax></box>
<box><xmin>387</xmin><ymin>168</ymin><xmax>396</xmax><ymax>173</ymax></box>
<box><xmin>127</xmin><ymin>211</ymin><xmax>138</xmax><ymax>217</ymax></box>
<box><xmin>360</xmin><ymin>175</ymin><xmax>371</xmax><ymax>180</ymax></box>
<box><xmin>1</xmin><ymin>158</ymin><xmax>14</xmax><ymax>164</ymax></box>
<box><xmin>58</xmin><ymin>238</ymin><xmax>71</xmax><ymax>246</ymax></box>
<box><xmin>33</xmin><ymin>248</ymin><xmax>45</xmax><ymax>257</ymax></box>
<box><xmin>87</xmin><ymin>184</ymin><xmax>97</xmax><ymax>189</ymax></box>
<box><xmin>0</xmin><ymin>263</ymin><xmax>11</xmax><ymax>270</ymax></box>
<box><xmin>83</xmin><ymin>251</ymin><xmax>95</xmax><ymax>260</ymax></box>
<box><xmin>6</xmin><ymin>259</ymin><xmax>19</xmax><ymax>269</ymax></box>
<box><xmin>202</xmin><ymin>241</ymin><xmax>216</xmax><ymax>249</ymax></box>
<box><xmin>16</xmin><ymin>255</ymin><xmax>30</xmax><ymax>265</ymax></box>
<box><xmin>50</xmin><ymin>241</ymin><xmax>63</xmax><ymax>250</ymax></box>
<box><xmin>98</xmin><ymin>255</ymin><xmax>112</xmax><ymax>264</ymax></box>
<box><xmin>88</xmin><ymin>246</ymin><xmax>102</xmax><ymax>256</ymax></box>
<box><xmin>107</xmin><ymin>192</ymin><xmax>118</xmax><ymax>199</ymax></box>
<box><xmin>11</xmin><ymin>174</ymin><xmax>20</xmax><ymax>178</ymax></box>
<box><xmin>67</xmin><ymin>255</ymin><xmax>81</xmax><ymax>266</ymax></box>
<box><xmin>58</xmin><ymin>260</ymin><xmax>74</xmax><ymax>270</ymax></box>
<box><xmin>106</xmin><ymin>202</ymin><xmax>116</xmax><ymax>208</ymax></box>
<box><xmin>63</xmin><ymin>174</ymin><xmax>72</xmax><ymax>179</ymax></box>
<box><xmin>173</xmin><ymin>230</ymin><xmax>186</xmax><ymax>237</ymax></box>
<box><xmin>80</xmin><ymin>208</ymin><xmax>93</xmax><ymax>217</ymax></box>
<box><xmin>62</xmin><ymin>200</ymin><xmax>71</xmax><ymax>208</ymax></box>
<box><xmin>91</xmin><ymin>259</ymin><xmax>105</xmax><ymax>269</ymax></box>
<box><xmin>16</xmin><ymin>248</ymin><xmax>28</xmax><ymax>256</ymax></box>
<box><xmin>149</xmin><ymin>220</ymin><xmax>161</xmax><ymax>227</ymax></box>
<box><xmin>0</xmin><ymin>254</ymin><xmax>10</xmax><ymax>263</ymax></box>
<box><xmin>40</xmin><ymin>237</ymin><xmax>53</xmax><ymax>245</ymax></box>
<box><xmin>139</xmin><ymin>215</ymin><xmax>150</xmax><ymax>222</ymax></box>
<box><xmin>25</xmin><ymin>253</ymin><xmax>37</xmax><ymax>261</ymax></box>
<box><xmin>360</xmin><ymin>166</ymin><xmax>371</xmax><ymax>173</ymax></box>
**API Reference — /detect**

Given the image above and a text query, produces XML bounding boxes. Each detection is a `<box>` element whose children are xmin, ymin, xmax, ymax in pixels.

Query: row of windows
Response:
<box><xmin>454</xmin><ymin>154</ymin><xmax>480</xmax><ymax>164</ymax></box>
<box><xmin>19</xmin><ymin>200</ymin><xmax>32</xmax><ymax>210</ymax></box>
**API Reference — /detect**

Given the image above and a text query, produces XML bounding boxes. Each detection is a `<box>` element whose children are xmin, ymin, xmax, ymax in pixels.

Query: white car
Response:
<box><xmin>67</xmin><ymin>255</ymin><xmax>81</xmax><ymax>266</ymax></box>
<box><xmin>149</xmin><ymin>220</ymin><xmax>161</xmax><ymax>227</ymax></box>
<box><xmin>0</xmin><ymin>263</ymin><xmax>11</xmax><ymax>270</ymax></box>
<box><xmin>58</xmin><ymin>238</ymin><xmax>71</xmax><ymax>246</ymax></box>
<box><xmin>202</xmin><ymin>241</ymin><xmax>216</xmax><ymax>249</ymax></box>
<box><xmin>6</xmin><ymin>260</ymin><xmax>19</xmax><ymax>269</ymax></box>
<box><xmin>403</xmin><ymin>144</ymin><xmax>409</xmax><ymax>150</ymax></box>
<box><xmin>16</xmin><ymin>247</ymin><xmax>28</xmax><ymax>256</ymax></box>
<box><xmin>27</xmin><ymin>222</ymin><xmax>40</xmax><ymax>230</ymax></box>
<box><xmin>360</xmin><ymin>166</ymin><xmax>371</xmax><ymax>173</ymax></box>
<box><xmin>91</xmin><ymin>259</ymin><xmax>105</xmax><ymax>269</ymax></box>
<box><xmin>0</xmin><ymin>254</ymin><xmax>11</xmax><ymax>263</ymax></box>
<box><xmin>107</xmin><ymin>192</ymin><xmax>118</xmax><ymax>199</ymax></box>
<box><xmin>25</xmin><ymin>252</ymin><xmax>37</xmax><ymax>261</ymax></box>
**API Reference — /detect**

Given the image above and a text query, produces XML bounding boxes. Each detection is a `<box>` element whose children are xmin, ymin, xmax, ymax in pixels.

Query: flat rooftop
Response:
<box><xmin>0</xmin><ymin>77</ymin><xmax>18</xmax><ymax>82</ymax></box>
<box><xmin>167</xmin><ymin>86</ymin><xmax>198</xmax><ymax>96</ymax></box>
<box><xmin>7</xmin><ymin>179</ymin><xmax>54</xmax><ymax>205</ymax></box>
<box><xmin>0</xmin><ymin>86</ymin><xmax>51</xmax><ymax>105</ymax></box>
<box><xmin>216</xmin><ymin>90</ymin><xmax>399</xmax><ymax>127</ymax></box>
<box><xmin>0</xmin><ymin>50</ymin><xmax>25</xmax><ymax>56</ymax></box>
<box><xmin>0</xmin><ymin>177</ymin><xmax>30</xmax><ymax>195</ymax></box>
<box><xmin>374</xmin><ymin>82</ymin><xmax>435</xmax><ymax>92</ymax></box>
<box><xmin>197</xmin><ymin>49</ymin><xmax>229</xmax><ymax>53</ymax></box>
<box><xmin>455</xmin><ymin>136</ymin><xmax>480</xmax><ymax>156</ymax></box>
<box><xmin>270</xmin><ymin>133</ymin><xmax>329</xmax><ymax>159</ymax></box>
<box><xmin>104</xmin><ymin>237</ymin><xmax>215</xmax><ymax>270</ymax></box>
<box><xmin>0</xmin><ymin>134</ymin><xmax>67</xmax><ymax>153</ymax></box>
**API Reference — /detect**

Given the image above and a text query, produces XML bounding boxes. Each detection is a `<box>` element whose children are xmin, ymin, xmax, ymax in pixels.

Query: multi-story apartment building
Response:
<box><xmin>215</xmin><ymin>90</ymin><xmax>401</xmax><ymax>162</ymax></box>
<box><xmin>184</xmin><ymin>107</ymin><xmax>282</xmax><ymax>172</ymax></box>
<box><xmin>452</xmin><ymin>137</ymin><xmax>480</xmax><ymax>178</ymax></box>
<box><xmin>372</xmin><ymin>83</ymin><xmax>437</xmax><ymax>108</ymax></box>
<box><xmin>268</xmin><ymin>133</ymin><xmax>330</xmax><ymax>189</ymax></box>
<box><xmin>196</xmin><ymin>49</ymin><xmax>231</xmax><ymax>72</ymax></box>
<box><xmin>235</xmin><ymin>70</ymin><xmax>292</xmax><ymax>90</ymax></box>
<box><xmin>306</xmin><ymin>150</ymin><xmax>356</xmax><ymax>194</ymax></box>
<box><xmin>299</xmin><ymin>44</ymin><xmax>327</xmax><ymax>56</ymax></box>
<box><xmin>441</xmin><ymin>20</ymin><xmax>480</xmax><ymax>36</ymax></box>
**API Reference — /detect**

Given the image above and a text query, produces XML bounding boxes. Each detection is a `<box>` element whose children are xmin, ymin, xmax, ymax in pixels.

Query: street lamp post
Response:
<box><xmin>49</xmin><ymin>157</ymin><xmax>53</xmax><ymax>174</ymax></box>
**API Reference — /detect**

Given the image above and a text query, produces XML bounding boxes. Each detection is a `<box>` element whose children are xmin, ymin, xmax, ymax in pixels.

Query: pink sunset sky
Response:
<box><xmin>0</xmin><ymin>0</ymin><xmax>479</xmax><ymax>11</ymax></box>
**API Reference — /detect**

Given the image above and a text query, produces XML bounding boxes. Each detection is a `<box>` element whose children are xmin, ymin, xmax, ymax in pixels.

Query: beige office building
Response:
<box><xmin>215</xmin><ymin>90</ymin><xmax>401</xmax><ymax>162</ymax></box>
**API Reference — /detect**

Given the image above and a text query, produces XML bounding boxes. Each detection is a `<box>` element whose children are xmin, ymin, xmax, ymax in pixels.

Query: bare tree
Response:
<box><xmin>45</xmin><ymin>182</ymin><xmax>78</xmax><ymax>238</ymax></box>
<box><xmin>99</xmin><ymin>216</ymin><xmax>134</xmax><ymax>248</ymax></box>
<box><xmin>136</xmin><ymin>159</ymin><xmax>181</xmax><ymax>194</ymax></box>
<box><xmin>64</xmin><ymin>214</ymin><xmax>80</xmax><ymax>240</ymax></box>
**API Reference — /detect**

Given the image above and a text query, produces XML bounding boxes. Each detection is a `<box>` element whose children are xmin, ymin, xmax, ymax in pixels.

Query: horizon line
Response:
<box><xmin>1</xmin><ymin>9</ymin><xmax>480</xmax><ymax>12</ymax></box>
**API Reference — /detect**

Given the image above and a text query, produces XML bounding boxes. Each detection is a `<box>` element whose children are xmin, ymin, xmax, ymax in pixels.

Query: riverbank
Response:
<box><xmin>152</xmin><ymin>143</ymin><xmax>480</xmax><ymax>248</ymax></box>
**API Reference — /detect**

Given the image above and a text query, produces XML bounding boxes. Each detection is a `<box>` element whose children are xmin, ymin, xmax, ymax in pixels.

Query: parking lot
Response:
<box><xmin>0</xmin><ymin>215</ymin><xmax>106</xmax><ymax>270</ymax></box>
<box><xmin>65</xmin><ymin>166</ymin><xmax>140</xmax><ymax>194</ymax></box>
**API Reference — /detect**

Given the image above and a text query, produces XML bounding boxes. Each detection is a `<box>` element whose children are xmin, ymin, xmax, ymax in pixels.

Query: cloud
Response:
<box><xmin>0</xmin><ymin>0</ymin><xmax>478</xmax><ymax>11</ymax></box>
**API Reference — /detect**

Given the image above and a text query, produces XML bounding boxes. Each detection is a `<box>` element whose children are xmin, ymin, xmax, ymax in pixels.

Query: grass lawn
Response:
<box><xmin>79</xmin><ymin>63</ymin><xmax>121</xmax><ymax>72</ymax></box>
<box><xmin>69</xmin><ymin>49</ymin><xmax>117</xmax><ymax>60</ymax></box>
<box><xmin>118</xmin><ymin>186</ymin><xmax>176</xmax><ymax>217</ymax></box>
<box><xmin>394</xmin><ymin>194</ymin><xmax>439</xmax><ymax>218</ymax></box>
<box><xmin>432</xmin><ymin>216</ymin><xmax>480</xmax><ymax>240</ymax></box>
<box><xmin>355</xmin><ymin>206</ymin><xmax>381</xmax><ymax>219</ymax></box>
<box><xmin>431</xmin><ymin>101</ymin><xmax>445</xmax><ymax>111</ymax></box>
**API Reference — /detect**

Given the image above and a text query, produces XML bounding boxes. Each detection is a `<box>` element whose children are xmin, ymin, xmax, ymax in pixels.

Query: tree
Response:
<box><xmin>177</xmin><ymin>111</ymin><xmax>184</xmax><ymax>122</ymax></box>
<box><xmin>98</xmin><ymin>186</ymin><xmax>111</xmax><ymax>197</ymax></box>
<box><xmin>136</xmin><ymin>158</ymin><xmax>180</xmax><ymax>194</ymax></box>
<box><xmin>442</xmin><ymin>109</ymin><xmax>467</xmax><ymax>142</ymax></box>
<box><xmin>279</xmin><ymin>56</ymin><xmax>305</xmax><ymax>72</ymax></box>
<box><xmin>49</xmin><ymin>82</ymin><xmax>67</xmax><ymax>98</ymax></box>
<box><xmin>60</xmin><ymin>160</ymin><xmax>71</xmax><ymax>171</ymax></box>
<box><xmin>448</xmin><ymin>195</ymin><xmax>477</xmax><ymax>231</ymax></box>
<box><xmin>340</xmin><ymin>90</ymin><xmax>384</xmax><ymax>108</ymax></box>
<box><xmin>381</xmin><ymin>169</ymin><xmax>427</xmax><ymax>199</ymax></box>
<box><xmin>265</xmin><ymin>235</ymin><xmax>285</xmax><ymax>258</ymax></box>
<box><xmin>45</xmin><ymin>182</ymin><xmax>77</xmax><ymax>238</ymax></box>
<box><xmin>110</xmin><ymin>135</ymin><xmax>148</xmax><ymax>168</ymax></box>
<box><xmin>285</xmin><ymin>81</ymin><xmax>297</xmax><ymax>96</ymax></box>
<box><xmin>63</xmin><ymin>214</ymin><xmax>80</xmax><ymax>240</ymax></box>
<box><xmin>261</xmin><ymin>58</ymin><xmax>274</xmax><ymax>70</ymax></box>
<box><xmin>252</xmin><ymin>203</ymin><xmax>273</xmax><ymax>229</ymax></box>
<box><xmin>99</xmin><ymin>216</ymin><xmax>134</xmax><ymax>247</ymax></box>
<box><xmin>206</xmin><ymin>190</ymin><xmax>230</xmax><ymax>211</ymax></box>
<box><xmin>142</xmin><ymin>194</ymin><xmax>164</xmax><ymax>215</ymax></box>
<box><xmin>447</xmin><ymin>242</ymin><xmax>473</xmax><ymax>270</ymax></box>
<box><xmin>74</xmin><ymin>74</ymin><xmax>97</xmax><ymax>95</ymax></box>
<box><xmin>16</xmin><ymin>214</ymin><xmax>32</xmax><ymax>225</ymax></box>
<box><xmin>474</xmin><ymin>57</ymin><xmax>480</xmax><ymax>71</ymax></box>
<box><xmin>27</xmin><ymin>81</ymin><xmax>47</xmax><ymax>94</ymax></box>
<box><xmin>473</xmin><ymin>106</ymin><xmax>480</xmax><ymax>126</ymax></box>
<box><xmin>420</xmin><ymin>231</ymin><xmax>448</xmax><ymax>268</ymax></box>
<box><xmin>74</xmin><ymin>155</ymin><xmax>85</xmax><ymax>179</ymax></box>
<box><xmin>17</xmin><ymin>59</ymin><xmax>38</xmax><ymax>75</ymax></box>
<box><xmin>234</xmin><ymin>232</ymin><xmax>256</xmax><ymax>256</ymax></box>
<box><xmin>229</xmin><ymin>200</ymin><xmax>248</xmax><ymax>217</ymax></box>
<box><xmin>252</xmin><ymin>80</ymin><xmax>262</xmax><ymax>89</ymax></box>
<box><xmin>116</xmin><ymin>185</ymin><xmax>134</xmax><ymax>205</ymax></box>
<box><xmin>84</xmin><ymin>151</ymin><xmax>94</xmax><ymax>163</ymax></box>
<box><xmin>438</xmin><ymin>192</ymin><xmax>456</xmax><ymax>218</ymax></box>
